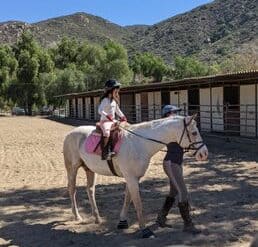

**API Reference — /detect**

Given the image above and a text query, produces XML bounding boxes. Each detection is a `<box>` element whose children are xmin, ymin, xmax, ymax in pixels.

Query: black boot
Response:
<box><xmin>106</xmin><ymin>138</ymin><xmax>116</xmax><ymax>160</ymax></box>
<box><xmin>156</xmin><ymin>196</ymin><xmax>175</xmax><ymax>227</ymax></box>
<box><xmin>101</xmin><ymin>137</ymin><xmax>109</xmax><ymax>160</ymax></box>
<box><xmin>178</xmin><ymin>201</ymin><xmax>201</xmax><ymax>234</ymax></box>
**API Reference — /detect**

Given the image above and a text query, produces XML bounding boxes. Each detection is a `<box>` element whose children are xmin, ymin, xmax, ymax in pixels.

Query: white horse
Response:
<box><xmin>63</xmin><ymin>115</ymin><xmax>208</xmax><ymax>238</ymax></box>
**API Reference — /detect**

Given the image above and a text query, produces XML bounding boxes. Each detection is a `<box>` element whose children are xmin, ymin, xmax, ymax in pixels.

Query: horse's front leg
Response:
<box><xmin>125</xmin><ymin>177</ymin><xmax>155</xmax><ymax>238</ymax></box>
<box><xmin>117</xmin><ymin>185</ymin><xmax>131</xmax><ymax>229</ymax></box>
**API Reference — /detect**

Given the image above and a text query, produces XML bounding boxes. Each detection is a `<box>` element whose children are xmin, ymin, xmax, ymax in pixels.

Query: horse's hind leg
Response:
<box><xmin>84</xmin><ymin>168</ymin><xmax>101</xmax><ymax>224</ymax></box>
<box><xmin>66</xmin><ymin>162</ymin><xmax>82</xmax><ymax>221</ymax></box>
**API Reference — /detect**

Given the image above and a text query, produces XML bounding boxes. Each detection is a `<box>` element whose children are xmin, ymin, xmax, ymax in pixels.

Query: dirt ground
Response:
<box><xmin>0</xmin><ymin>116</ymin><xmax>257</xmax><ymax>247</ymax></box>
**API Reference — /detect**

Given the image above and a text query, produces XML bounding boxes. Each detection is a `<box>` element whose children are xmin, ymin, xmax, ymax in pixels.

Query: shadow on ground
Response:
<box><xmin>1</xmin><ymin>119</ymin><xmax>258</xmax><ymax>246</ymax></box>
<box><xmin>1</xmin><ymin>146</ymin><xmax>257</xmax><ymax>247</ymax></box>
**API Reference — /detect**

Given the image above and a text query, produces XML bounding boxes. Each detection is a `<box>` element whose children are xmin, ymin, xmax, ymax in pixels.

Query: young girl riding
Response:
<box><xmin>156</xmin><ymin>105</ymin><xmax>201</xmax><ymax>234</ymax></box>
<box><xmin>98</xmin><ymin>79</ymin><xmax>127</xmax><ymax>160</ymax></box>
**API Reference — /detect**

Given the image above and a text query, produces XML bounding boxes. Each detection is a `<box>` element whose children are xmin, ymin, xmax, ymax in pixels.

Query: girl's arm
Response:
<box><xmin>98</xmin><ymin>98</ymin><xmax>108</xmax><ymax>116</ymax></box>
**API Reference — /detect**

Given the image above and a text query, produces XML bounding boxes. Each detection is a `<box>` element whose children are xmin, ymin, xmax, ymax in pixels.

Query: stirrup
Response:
<box><xmin>106</xmin><ymin>151</ymin><xmax>116</xmax><ymax>160</ymax></box>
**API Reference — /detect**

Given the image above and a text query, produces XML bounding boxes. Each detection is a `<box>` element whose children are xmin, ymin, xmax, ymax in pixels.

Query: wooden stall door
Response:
<box><xmin>224</xmin><ymin>86</ymin><xmax>240</xmax><ymax>135</ymax></box>
<box><xmin>188</xmin><ymin>88</ymin><xmax>200</xmax><ymax>126</ymax></box>
<box><xmin>141</xmin><ymin>93</ymin><xmax>149</xmax><ymax>121</ymax></box>
<box><xmin>120</xmin><ymin>93</ymin><xmax>135</xmax><ymax>122</ymax></box>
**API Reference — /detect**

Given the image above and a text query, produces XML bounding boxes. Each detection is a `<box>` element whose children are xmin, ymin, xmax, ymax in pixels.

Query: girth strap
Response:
<box><xmin>107</xmin><ymin>159</ymin><xmax>119</xmax><ymax>177</ymax></box>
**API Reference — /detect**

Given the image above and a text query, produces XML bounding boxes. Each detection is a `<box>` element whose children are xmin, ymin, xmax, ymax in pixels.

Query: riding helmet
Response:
<box><xmin>104</xmin><ymin>79</ymin><xmax>121</xmax><ymax>91</ymax></box>
<box><xmin>162</xmin><ymin>105</ymin><xmax>181</xmax><ymax>117</ymax></box>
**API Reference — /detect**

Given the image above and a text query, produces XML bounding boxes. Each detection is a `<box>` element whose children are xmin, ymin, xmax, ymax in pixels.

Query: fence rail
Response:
<box><xmin>53</xmin><ymin>104</ymin><xmax>258</xmax><ymax>138</ymax></box>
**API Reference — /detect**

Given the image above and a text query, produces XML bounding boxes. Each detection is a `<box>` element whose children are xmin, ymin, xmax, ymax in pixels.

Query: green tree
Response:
<box><xmin>0</xmin><ymin>45</ymin><xmax>18</xmax><ymax>109</ymax></box>
<box><xmin>46</xmin><ymin>65</ymin><xmax>86</xmax><ymax>106</ymax></box>
<box><xmin>130</xmin><ymin>53</ymin><xmax>167</xmax><ymax>82</ymax></box>
<box><xmin>52</xmin><ymin>37</ymin><xmax>79</xmax><ymax>69</ymax></box>
<box><xmin>76</xmin><ymin>42</ymin><xmax>106</xmax><ymax>90</ymax></box>
<box><xmin>173</xmin><ymin>56</ymin><xmax>209</xmax><ymax>79</ymax></box>
<box><xmin>8</xmin><ymin>32</ymin><xmax>54</xmax><ymax>115</ymax></box>
<box><xmin>102</xmin><ymin>41</ymin><xmax>131</xmax><ymax>85</ymax></box>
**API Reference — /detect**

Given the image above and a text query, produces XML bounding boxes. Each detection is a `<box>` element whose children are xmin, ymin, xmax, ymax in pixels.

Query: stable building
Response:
<box><xmin>57</xmin><ymin>71</ymin><xmax>258</xmax><ymax>138</ymax></box>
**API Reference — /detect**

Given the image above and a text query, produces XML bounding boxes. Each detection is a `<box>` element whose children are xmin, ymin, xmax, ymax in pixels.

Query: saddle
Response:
<box><xmin>85</xmin><ymin>121</ymin><xmax>128</xmax><ymax>156</ymax></box>
<box><xmin>84</xmin><ymin>121</ymin><xmax>129</xmax><ymax>177</ymax></box>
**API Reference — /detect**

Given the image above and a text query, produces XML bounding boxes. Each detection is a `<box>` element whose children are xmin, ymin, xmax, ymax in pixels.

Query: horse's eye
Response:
<box><xmin>192</xmin><ymin>131</ymin><xmax>197</xmax><ymax>136</ymax></box>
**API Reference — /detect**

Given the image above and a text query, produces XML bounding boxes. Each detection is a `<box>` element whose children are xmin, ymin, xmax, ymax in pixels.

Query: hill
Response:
<box><xmin>0</xmin><ymin>0</ymin><xmax>257</xmax><ymax>63</ymax></box>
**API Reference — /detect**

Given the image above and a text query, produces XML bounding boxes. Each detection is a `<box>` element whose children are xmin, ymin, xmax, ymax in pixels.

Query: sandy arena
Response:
<box><xmin>0</xmin><ymin>116</ymin><xmax>257</xmax><ymax>247</ymax></box>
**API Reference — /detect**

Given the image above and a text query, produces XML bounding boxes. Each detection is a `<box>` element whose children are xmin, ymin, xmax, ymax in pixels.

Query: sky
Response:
<box><xmin>0</xmin><ymin>0</ymin><xmax>212</xmax><ymax>26</ymax></box>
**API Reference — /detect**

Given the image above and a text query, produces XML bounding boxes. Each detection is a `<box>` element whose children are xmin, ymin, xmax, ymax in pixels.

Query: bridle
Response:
<box><xmin>119</xmin><ymin>117</ymin><xmax>205</xmax><ymax>155</ymax></box>
<box><xmin>178</xmin><ymin>117</ymin><xmax>205</xmax><ymax>155</ymax></box>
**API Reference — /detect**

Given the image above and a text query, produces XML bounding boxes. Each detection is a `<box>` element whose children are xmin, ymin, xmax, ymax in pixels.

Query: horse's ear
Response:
<box><xmin>192</xmin><ymin>113</ymin><xmax>198</xmax><ymax>120</ymax></box>
<box><xmin>185</xmin><ymin>113</ymin><xmax>197</xmax><ymax>125</ymax></box>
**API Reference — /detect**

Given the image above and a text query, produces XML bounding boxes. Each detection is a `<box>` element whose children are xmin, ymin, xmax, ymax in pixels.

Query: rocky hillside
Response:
<box><xmin>0</xmin><ymin>13</ymin><xmax>131</xmax><ymax>46</ymax></box>
<box><xmin>0</xmin><ymin>0</ymin><xmax>257</xmax><ymax>63</ymax></box>
<box><xmin>128</xmin><ymin>0</ymin><xmax>258</xmax><ymax>62</ymax></box>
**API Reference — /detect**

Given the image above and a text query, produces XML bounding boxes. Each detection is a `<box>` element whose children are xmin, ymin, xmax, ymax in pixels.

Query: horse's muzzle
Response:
<box><xmin>195</xmin><ymin>145</ymin><xmax>208</xmax><ymax>161</ymax></box>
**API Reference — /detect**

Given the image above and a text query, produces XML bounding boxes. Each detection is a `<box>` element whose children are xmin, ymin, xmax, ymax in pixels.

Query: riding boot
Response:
<box><xmin>156</xmin><ymin>196</ymin><xmax>175</xmax><ymax>227</ymax></box>
<box><xmin>101</xmin><ymin>137</ymin><xmax>109</xmax><ymax>160</ymax></box>
<box><xmin>178</xmin><ymin>201</ymin><xmax>201</xmax><ymax>234</ymax></box>
<box><xmin>106</xmin><ymin>140</ymin><xmax>116</xmax><ymax>160</ymax></box>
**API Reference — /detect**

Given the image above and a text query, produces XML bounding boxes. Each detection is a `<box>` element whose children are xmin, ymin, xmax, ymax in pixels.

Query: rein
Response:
<box><xmin>120</xmin><ymin>117</ymin><xmax>205</xmax><ymax>155</ymax></box>
<box><xmin>119</xmin><ymin>125</ymin><xmax>167</xmax><ymax>145</ymax></box>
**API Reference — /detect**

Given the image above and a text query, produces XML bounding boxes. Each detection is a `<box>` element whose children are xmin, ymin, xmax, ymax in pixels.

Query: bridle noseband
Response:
<box><xmin>179</xmin><ymin>118</ymin><xmax>205</xmax><ymax>155</ymax></box>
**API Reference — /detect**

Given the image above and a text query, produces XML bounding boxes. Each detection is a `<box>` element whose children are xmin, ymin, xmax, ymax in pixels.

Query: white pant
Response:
<box><xmin>100</xmin><ymin>121</ymin><xmax>113</xmax><ymax>137</ymax></box>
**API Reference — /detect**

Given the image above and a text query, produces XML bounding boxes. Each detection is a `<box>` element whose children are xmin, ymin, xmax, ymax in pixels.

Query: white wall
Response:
<box><xmin>148</xmin><ymin>92</ymin><xmax>154</xmax><ymax>120</ymax></box>
<box><xmin>85</xmin><ymin>97</ymin><xmax>91</xmax><ymax>119</ymax></box>
<box><xmin>72</xmin><ymin>98</ymin><xmax>76</xmax><ymax>117</ymax></box>
<box><xmin>77</xmin><ymin>98</ymin><xmax>83</xmax><ymax>118</ymax></box>
<box><xmin>170</xmin><ymin>91</ymin><xmax>178</xmax><ymax>106</ymax></box>
<box><xmin>66</xmin><ymin>99</ymin><xmax>69</xmax><ymax>117</ymax></box>
<box><xmin>200</xmin><ymin>88</ymin><xmax>211</xmax><ymax>131</ymax></box>
<box><xmin>135</xmin><ymin>93</ymin><xmax>141</xmax><ymax>122</ymax></box>
<box><xmin>154</xmin><ymin>91</ymin><xmax>161</xmax><ymax>118</ymax></box>
<box><xmin>212</xmin><ymin>87</ymin><xmax>224</xmax><ymax>131</ymax></box>
<box><xmin>179</xmin><ymin>90</ymin><xmax>188</xmax><ymax>115</ymax></box>
<box><xmin>240</xmin><ymin>85</ymin><xmax>256</xmax><ymax>137</ymax></box>
<box><xmin>94</xmin><ymin>97</ymin><xmax>100</xmax><ymax>120</ymax></box>
<box><xmin>147</xmin><ymin>91</ymin><xmax>162</xmax><ymax>119</ymax></box>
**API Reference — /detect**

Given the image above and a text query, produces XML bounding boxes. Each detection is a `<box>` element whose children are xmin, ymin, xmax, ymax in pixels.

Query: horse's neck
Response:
<box><xmin>129</xmin><ymin>119</ymin><xmax>179</xmax><ymax>159</ymax></box>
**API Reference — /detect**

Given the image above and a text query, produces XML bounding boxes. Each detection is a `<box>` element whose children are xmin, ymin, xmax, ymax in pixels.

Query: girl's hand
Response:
<box><xmin>107</xmin><ymin>114</ymin><xmax>113</xmax><ymax>121</ymax></box>
<box><xmin>120</xmin><ymin>116</ymin><xmax>127</xmax><ymax>122</ymax></box>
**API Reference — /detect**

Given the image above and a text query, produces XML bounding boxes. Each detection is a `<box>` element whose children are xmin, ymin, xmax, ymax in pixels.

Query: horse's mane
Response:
<box><xmin>127</xmin><ymin>115</ymin><xmax>184</xmax><ymax>131</ymax></box>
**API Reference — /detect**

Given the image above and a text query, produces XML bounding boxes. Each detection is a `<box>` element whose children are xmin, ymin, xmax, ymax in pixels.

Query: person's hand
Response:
<box><xmin>107</xmin><ymin>114</ymin><xmax>113</xmax><ymax>121</ymax></box>
<box><xmin>120</xmin><ymin>116</ymin><xmax>127</xmax><ymax>122</ymax></box>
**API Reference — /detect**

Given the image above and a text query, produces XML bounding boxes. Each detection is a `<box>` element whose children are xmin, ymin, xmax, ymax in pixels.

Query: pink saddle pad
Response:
<box><xmin>84</xmin><ymin>131</ymin><xmax>123</xmax><ymax>156</ymax></box>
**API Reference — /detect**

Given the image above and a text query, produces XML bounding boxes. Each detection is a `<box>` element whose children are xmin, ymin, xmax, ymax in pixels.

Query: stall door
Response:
<box><xmin>188</xmin><ymin>88</ymin><xmax>200</xmax><ymax>126</ymax></box>
<box><xmin>224</xmin><ymin>86</ymin><xmax>240</xmax><ymax>135</ymax></box>
<box><xmin>120</xmin><ymin>93</ymin><xmax>135</xmax><ymax>122</ymax></box>
<box><xmin>141</xmin><ymin>92</ymin><xmax>149</xmax><ymax>121</ymax></box>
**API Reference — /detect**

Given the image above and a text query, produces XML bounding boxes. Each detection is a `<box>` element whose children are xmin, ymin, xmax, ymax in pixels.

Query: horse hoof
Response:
<box><xmin>95</xmin><ymin>217</ymin><xmax>102</xmax><ymax>224</ymax></box>
<box><xmin>117</xmin><ymin>220</ymin><xmax>129</xmax><ymax>229</ymax></box>
<box><xmin>156</xmin><ymin>215</ymin><xmax>167</xmax><ymax>228</ymax></box>
<box><xmin>142</xmin><ymin>228</ymin><xmax>156</xmax><ymax>238</ymax></box>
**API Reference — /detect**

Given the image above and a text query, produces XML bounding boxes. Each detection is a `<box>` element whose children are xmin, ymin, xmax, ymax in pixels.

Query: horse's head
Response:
<box><xmin>176</xmin><ymin>114</ymin><xmax>208</xmax><ymax>161</ymax></box>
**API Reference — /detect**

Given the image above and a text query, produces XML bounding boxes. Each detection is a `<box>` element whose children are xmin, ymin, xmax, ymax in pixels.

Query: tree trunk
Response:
<box><xmin>28</xmin><ymin>105</ymin><xmax>32</xmax><ymax>116</ymax></box>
